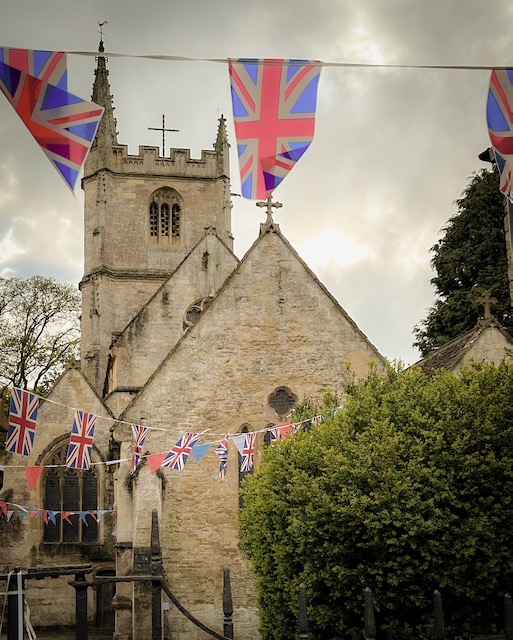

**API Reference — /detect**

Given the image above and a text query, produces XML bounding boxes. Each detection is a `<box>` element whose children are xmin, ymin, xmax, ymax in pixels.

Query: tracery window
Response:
<box><xmin>149</xmin><ymin>188</ymin><xmax>182</xmax><ymax>243</ymax></box>
<box><xmin>268</xmin><ymin>387</ymin><xmax>296</xmax><ymax>418</ymax></box>
<box><xmin>42</xmin><ymin>444</ymin><xmax>98</xmax><ymax>544</ymax></box>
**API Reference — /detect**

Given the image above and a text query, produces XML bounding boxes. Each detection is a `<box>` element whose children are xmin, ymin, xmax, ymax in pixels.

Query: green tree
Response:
<box><xmin>414</xmin><ymin>167</ymin><xmax>512</xmax><ymax>356</ymax></box>
<box><xmin>0</xmin><ymin>275</ymin><xmax>80</xmax><ymax>398</ymax></box>
<box><xmin>239</xmin><ymin>364</ymin><xmax>513</xmax><ymax>640</ymax></box>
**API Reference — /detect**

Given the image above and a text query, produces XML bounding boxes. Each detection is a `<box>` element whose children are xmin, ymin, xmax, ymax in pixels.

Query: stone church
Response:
<box><xmin>0</xmin><ymin>46</ymin><xmax>387</xmax><ymax>638</ymax></box>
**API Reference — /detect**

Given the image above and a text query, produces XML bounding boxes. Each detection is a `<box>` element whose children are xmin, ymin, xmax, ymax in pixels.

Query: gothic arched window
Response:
<box><xmin>42</xmin><ymin>445</ymin><xmax>99</xmax><ymax>544</ymax></box>
<box><xmin>149</xmin><ymin>188</ymin><xmax>182</xmax><ymax>243</ymax></box>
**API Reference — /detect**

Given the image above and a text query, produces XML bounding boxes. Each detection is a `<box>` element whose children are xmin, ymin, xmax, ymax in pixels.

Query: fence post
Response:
<box><xmin>505</xmin><ymin>593</ymin><xmax>513</xmax><ymax>640</ymax></box>
<box><xmin>7</xmin><ymin>570</ymin><xmax>24</xmax><ymax>640</ymax></box>
<box><xmin>74</xmin><ymin>572</ymin><xmax>89</xmax><ymax>640</ymax></box>
<box><xmin>364</xmin><ymin>587</ymin><xmax>376</xmax><ymax>640</ymax></box>
<box><xmin>223</xmin><ymin>566</ymin><xmax>234</xmax><ymax>639</ymax></box>
<box><xmin>433</xmin><ymin>590</ymin><xmax>446</xmax><ymax>640</ymax></box>
<box><xmin>298</xmin><ymin>583</ymin><xmax>309</xmax><ymax>640</ymax></box>
<box><xmin>151</xmin><ymin>509</ymin><xmax>163</xmax><ymax>640</ymax></box>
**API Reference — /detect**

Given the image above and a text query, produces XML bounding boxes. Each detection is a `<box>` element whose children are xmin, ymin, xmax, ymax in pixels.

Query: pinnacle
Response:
<box><xmin>214</xmin><ymin>114</ymin><xmax>229</xmax><ymax>153</ymax></box>
<box><xmin>91</xmin><ymin>38</ymin><xmax>118</xmax><ymax>147</ymax></box>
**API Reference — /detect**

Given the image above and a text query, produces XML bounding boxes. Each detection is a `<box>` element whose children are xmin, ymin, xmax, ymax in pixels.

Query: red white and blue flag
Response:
<box><xmin>0</xmin><ymin>48</ymin><xmax>103</xmax><ymax>192</ymax></box>
<box><xmin>229</xmin><ymin>58</ymin><xmax>321</xmax><ymax>200</ymax></box>
<box><xmin>239</xmin><ymin>433</ymin><xmax>256</xmax><ymax>473</ymax></box>
<box><xmin>268</xmin><ymin>422</ymin><xmax>292</xmax><ymax>442</ymax></box>
<box><xmin>487</xmin><ymin>69</ymin><xmax>513</xmax><ymax>201</ymax></box>
<box><xmin>215</xmin><ymin>436</ymin><xmax>229</xmax><ymax>479</ymax></box>
<box><xmin>130</xmin><ymin>424</ymin><xmax>149</xmax><ymax>475</ymax></box>
<box><xmin>0</xmin><ymin>48</ymin><xmax>67</xmax><ymax>89</ymax></box>
<box><xmin>162</xmin><ymin>433</ymin><xmax>199</xmax><ymax>471</ymax></box>
<box><xmin>5</xmin><ymin>388</ymin><xmax>40</xmax><ymax>456</ymax></box>
<box><xmin>66</xmin><ymin>410</ymin><xmax>97</xmax><ymax>470</ymax></box>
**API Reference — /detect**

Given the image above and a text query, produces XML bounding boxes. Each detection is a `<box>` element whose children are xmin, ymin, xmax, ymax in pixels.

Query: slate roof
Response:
<box><xmin>413</xmin><ymin>316</ymin><xmax>513</xmax><ymax>375</ymax></box>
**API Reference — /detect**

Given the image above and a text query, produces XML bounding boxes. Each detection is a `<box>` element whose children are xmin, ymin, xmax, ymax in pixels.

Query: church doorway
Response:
<box><xmin>95</xmin><ymin>569</ymin><xmax>115</xmax><ymax>629</ymax></box>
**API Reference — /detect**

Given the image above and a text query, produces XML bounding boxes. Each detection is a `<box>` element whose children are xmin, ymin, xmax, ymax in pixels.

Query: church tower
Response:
<box><xmin>80</xmin><ymin>41</ymin><xmax>233</xmax><ymax>394</ymax></box>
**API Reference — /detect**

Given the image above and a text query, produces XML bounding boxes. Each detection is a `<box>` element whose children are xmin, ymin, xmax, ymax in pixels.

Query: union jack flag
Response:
<box><xmin>130</xmin><ymin>424</ymin><xmax>149</xmax><ymax>475</ymax></box>
<box><xmin>0</xmin><ymin>48</ymin><xmax>67</xmax><ymax>88</ymax></box>
<box><xmin>5</xmin><ymin>388</ymin><xmax>40</xmax><ymax>456</ymax></box>
<box><xmin>487</xmin><ymin>69</ymin><xmax>513</xmax><ymax>201</ymax></box>
<box><xmin>240</xmin><ymin>433</ymin><xmax>256</xmax><ymax>473</ymax></box>
<box><xmin>229</xmin><ymin>58</ymin><xmax>321</xmax><ymax>200</ymax></box>
<box><xmin>66</xmin><ymin>410</ymin><xmax>97</xmax><ymax>470</ymax></box>
<box><xmin>162</xmin><ymin>433</ymin><xmax>199</xmax><ymax>471</ymax></box>
<box><xmin>215</xmin><ymin>436</ymin><xmax>229</xmax><ymax>479</ymax></box>
<box><xmin>0</xmin><ymin>49</ymin><xmax>103</xmax><ymax>192</ymax></box>
<box><xmin>268</xmin><ymin>422</ymin><xmax>292</xmax><ymax>442</ymax></box>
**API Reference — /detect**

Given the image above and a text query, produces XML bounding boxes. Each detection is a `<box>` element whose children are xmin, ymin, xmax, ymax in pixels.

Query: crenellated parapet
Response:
<box><xmin>85</xmin><ymin>144</ymin><xmax>227</xmax><ymax>180</ymax></box>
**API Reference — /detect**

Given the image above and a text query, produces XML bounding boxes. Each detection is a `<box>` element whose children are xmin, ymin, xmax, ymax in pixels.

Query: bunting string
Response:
<box><xmin>62</xmin><ymin>50</ymin><xmax>512</xmax><ymax>71</ymax></box>
<box><xmin>1</xmin><ymin>385</ymin><xmax>341</xmax><ymax>484</ymax></box>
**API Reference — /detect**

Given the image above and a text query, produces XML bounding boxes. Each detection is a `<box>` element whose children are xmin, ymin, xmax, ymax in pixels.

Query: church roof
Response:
<box><xmin>119</xmin><ymin>221</ymin><xmax>386</xmax><ymax>421</ymax></box>
<box><xmin>412</xmin><ymin>316</ymin><xmax>513</xmax><ymax>375</ymax></box>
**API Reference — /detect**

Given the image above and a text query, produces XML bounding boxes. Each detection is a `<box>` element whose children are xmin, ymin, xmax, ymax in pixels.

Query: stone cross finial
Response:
<box><xmin>256</xmin><ymin>196</ymin><xmax>283</xmax><ymax>226</ymax></box>
<box><xmin>477</xmin><ymin>290</ymin><xmax>497</xmax><ymax>320</ymax></box>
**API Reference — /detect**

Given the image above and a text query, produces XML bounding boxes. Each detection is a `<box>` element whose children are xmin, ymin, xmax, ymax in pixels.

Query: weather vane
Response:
<box><xmin>98</xmin><ymin>20</ymin><xmax>108</xmax><ymax>41</ymax></box>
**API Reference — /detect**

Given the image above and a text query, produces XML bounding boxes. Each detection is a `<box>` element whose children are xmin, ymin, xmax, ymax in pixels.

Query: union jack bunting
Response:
<box><xmin>290</xmin><ymin>422</ymin><xmax>301</xmax><ymax>436</ymax></box>
<box><xmin>229</xmin><ymin>59</ymin><xmax>321</xmax><ymax>200</ymax></box>
<box><xmin>269</xmin><ymin>422</ymin><xmax>292</xmax><ymax>442</ymax></box>
<box><xmin>130</xmin><ymin>424</ymin><xmax>149</xmax><ymax>475</ymax></box>
<box><xmin>0</xmin><ymin>48</ymin><xmax>67</xmax><ymax>89</ymax></box>
<box><xmin>5</xmin><ymin>388</ymin><xmax>40</xmax><ymax>456</ymax></box>
<box><xmin>66</xmin><ymin>410</ymin><xmax>97</xmax><ymax>470</ymax></box>
<box><xmin>215</xmin><ymin>437</ymin><xmax>229</xmax><ymax>479</ymax></box>
<box><xmin>240</xmin><ymin>433</ymin><xmax>256</xmax><ymax>473</ymax></box>
<box><xmin>162</xmin><ymin>433</ymin><xmax>200</xmax><ymax>471</ymax></box>
<box><xmin>0</xmin><ymin>49</ymin><xmax>103</xmax><ymax>192</ymax></box>
<box><xmin>487</xmin><ymin>69</ymin><xmax>513</xmax><ymax>201</ymax></box>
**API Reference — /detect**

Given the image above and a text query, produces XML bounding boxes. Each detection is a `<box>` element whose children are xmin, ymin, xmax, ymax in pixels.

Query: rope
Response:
<box><xmin>24</xmin><ymin>599</ymin><xmax>37</xmax><ymax>640</ymax></box>
<box><xmin>0</xmin><ymin>570</ymin><xmax>13</xmax><ymax>636</ymax></box>
<box><xmin>160</xmin><ymin>578</ymin><xmax>232</xmax><ymax>640</ymax></box>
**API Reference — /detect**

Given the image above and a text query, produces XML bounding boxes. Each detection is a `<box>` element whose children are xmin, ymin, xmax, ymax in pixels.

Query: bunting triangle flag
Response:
<box><xmin>0</xmin><ymin>49</ymin><xmax>103</xmax><ymax>192</ymax></box>
<box><xmin>24</xmin><ymin>465</ymin><xmax>44</xmax><ymax>491</ymax></box>
<box><xmin>232</xmin><ymin>433</ymin><xmax>247</xmax><ymax>456</ymax></box>
<box><xmin>5</xmin><ymin>387</ymin><xmax>40</xmax><ymax>456</ymax></box>
<box><xmin>487</xmin><ymin>68</ymin><xmax>513</xmax><ymax>201</ymax></box>
<box><xmin>229</xmin><ymin>58</ymin><xmax>321</xmax><ymax>199</ymax></box>
<box><xmin>191</xmin><ymin>442</ymin><xmax>211</xmax><ymax>462</ymax></box>
<box><xmin>147</xmin><ymin>452</ymin><xmax>167</xmax><ymax>475</ymax></box>
<box><xmin>214</xmin><ymin>437</ymin><xmax>229</xmax><ymax>479</ymax></box>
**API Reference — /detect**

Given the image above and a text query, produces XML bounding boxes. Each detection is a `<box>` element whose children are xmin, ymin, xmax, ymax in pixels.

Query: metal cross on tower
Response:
<box><xmin>148</xmin><ymin>115</ymin><xmax>179</xmax><ymax>157</ymax></box>
<box><xmin>256</xmin><ymin>196</ymin><xmax>283</xmax><ymax>226</ymax></box>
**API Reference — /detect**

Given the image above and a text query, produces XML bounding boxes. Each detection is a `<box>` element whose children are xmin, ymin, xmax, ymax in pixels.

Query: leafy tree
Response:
<box><xmin>414</xmin><ymin>167</ymin><xmax>512</xmax><ymax>356</ymax></box>
<box><xmin>239</xmin><ymin>364</ymin><xmax>513</xmax><ymax>640</ymax></box>
<box><xmin>0</xmin><ymin>275</ymin><xmax>80</xmax><ymax>398</ymax></box>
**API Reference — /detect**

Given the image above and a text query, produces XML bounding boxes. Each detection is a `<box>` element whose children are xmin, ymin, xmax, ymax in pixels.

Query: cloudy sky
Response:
<box><xmin>0</xmin><ymin>0</ymin><xmax>510</xmax><ymax>365</ymax></box>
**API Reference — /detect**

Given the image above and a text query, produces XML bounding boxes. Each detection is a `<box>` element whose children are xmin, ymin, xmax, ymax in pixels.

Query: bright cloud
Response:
<box><xmin>0</xmin><ymin>229</ymin><xmax>25</xmax><ymax>264</ymax></box>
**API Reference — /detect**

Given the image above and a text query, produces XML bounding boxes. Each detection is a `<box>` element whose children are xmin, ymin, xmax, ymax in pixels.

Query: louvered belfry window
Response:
<box><xmin>149</xmin><ymin>188</ymin><xmax>182</xmax><ymax>242</ymax></box>
<box><xmin>42</xmin><ymin>446</ymin><xmax>98</xmax><ymax>543</ymax></box>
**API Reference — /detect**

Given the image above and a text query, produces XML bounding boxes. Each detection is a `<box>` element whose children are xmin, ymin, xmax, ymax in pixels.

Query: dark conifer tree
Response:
<box><xmin>414</xmin><ymin>167</ymin><xmax>512</xmax><ymax>356</ymax></box>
